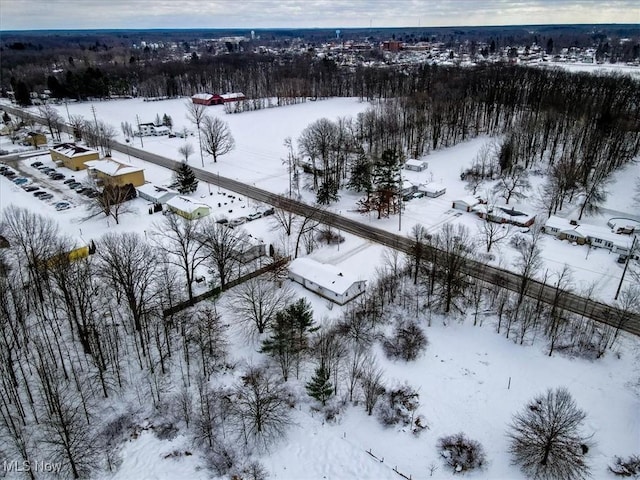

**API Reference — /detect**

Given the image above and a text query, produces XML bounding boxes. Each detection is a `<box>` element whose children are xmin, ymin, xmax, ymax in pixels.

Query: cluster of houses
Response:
<box><xmin>191</xmin><ymin>92</ymin><xmax>246</xmax><ymax>106</ymax></box>
<box><xmin>542</xmin><ymin>215</ymin><xmax>635</xmax><ymax>256</ymax></box>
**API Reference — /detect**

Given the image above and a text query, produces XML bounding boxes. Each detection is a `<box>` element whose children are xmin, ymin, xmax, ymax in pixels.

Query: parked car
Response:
<box><xmin>55</xmin><ymin>201</ymin><xmax>70</xmax><ymax>211</ymax></box>
<box><xmin>0</xmin><ymin>166</ymin><xmax>9</xmax><ymax>172</ymax></box>
<box><xmin>41</xmin><ymin>168</ymin><xmax>55</xmax><ymax>175</ymax></box>
<box><xmin>23</xmin><ymin>185</ymin><xmax>40</xmax><ymax>192</ymax></box>
<box><xmin>50</xmin><ymin>173</ymin><xmax>65</xmax><ymax>180</ymax></box>
<box><xmin>83</xmin><ymin>190</ymin><xmax>99</xmax><ymax>198</ymax></box>
<box><xmin>33</xmin><ymin>190</ymin><xmax>48</xmax><ymax>197</ymax></box>
<box><xmin>38</xmin><ymin>193</ymin><xmax>54</xmax><ymax>200</ymax></box>
<box><xmin>47</xmin><ymin>169</ymin><xmax>60</xmax><ymax>176</ymax></box>
<box><xmin>68</xmin><ymin>182</ymin><xmax>81</xmax><ymax>189</ymax></box>
<box><xmin>63</xmin><ymin>178</ymin><xmax>77</xmax><ymax>184</ymax></box>
<box><xmin>215</xmin><ymin>218</ymin><xmax>229</xmax><ymax>225</ymax></box>
<box><xmin>247</xmin><ymin>212</ymin><xmax>262</xmax><ymax>221</ymax></box>
<box><xmin>13</xmin><ymin>177</ymin><xmax>29</xmax><ymax>185</ymax></box>
<box><xmin>71</xmin><ymin>183</ymin><xmax>85</xmax><ymax>191</ymax></box>
<box><xmin>262</xmin><ymin>208</ymin><xmax>275</xmax><ymax>216</ymax></box>
<box><xmin>1</xmin><ymin>169</ymin><xmax>15</xmax><ymax>176</ymax></box>
<box><xmin>31</xmin><ymin>161</ymin><xmax>43</xmax><ymax>168</ymax></box>
<box><xmin>36</xmin><ymin>165</ymin><xmax>50</xmax><ymax>170</ymax></box>
<box><xmin>228</xmin><ymin>217</ymin><xmax>247</xmax><ymax>227</ymax></box>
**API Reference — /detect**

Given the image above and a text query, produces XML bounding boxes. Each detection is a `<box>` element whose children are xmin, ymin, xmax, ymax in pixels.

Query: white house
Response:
<box><xmin>136</xmin><ymin>183</ymin><xmax>179</xmax><ymax>204</ymax></box>
<box><xmin>418</xmin><ymin>182</ymin><xmax>446</xmax><ymax>198</ymax></box>
<box><xmin>165</xmin><ymin>196</ymin><xmax>211</xmax><ymax>220</ymax></box>
<box><xmin>288</xmin><ymin>257</ymin><xmax>366</xmax><ymax>305</ymax></box>
<box><xmin>452</xmin><ymin>196</ymin><xmax>482</xmax><ymax>212</ymax></box>
<box><xmin>137</xmin><ymin>123</ymin><xmax>169</xmax><ymax>136</ymax></box>
<box><xmin>404</xmin><ymin>159</ymin><xmax>427</xmax><ymax>172</ymax></box>
<box><xmin>400</xmin><ymin>179</ymin><xmax>417</xmax><ymax>197</ymax></box>
<box><xmin>543</xmin><ymin>215</ymin><xmax>633</xmax><ymax>254</ymax></box>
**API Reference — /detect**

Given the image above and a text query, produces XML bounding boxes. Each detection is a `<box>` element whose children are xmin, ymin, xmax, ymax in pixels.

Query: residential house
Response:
<box><xmin>84</xmin><ymin>158</ymin><xmax>145</xmax><ymax>187</ymax></box>
<box><xmin>543</xmin><ymin>216</ymin><xmax>633</xmax><ymax>254</ymax></box>
<box><xmin>137</xmin><ymin>123</ymin><xmax>169</xmax><ymax>136</ymax></box>
<box><xmin>400</xmin><ymin>179</ymin><xmax>416</xmax><ymax>197</ymax></box>
<box><xmin>49</xmin><ymin>143</ymin><xmax>99</xmax><ymax>171</ymax></box>
<box><xmin>404</xmin><ymin>159</ymin><xmax>427</xmax><ymax>172</ymax></box>
<box><xmin>191</xmin><ymin>93</ymin><xmax>216</xmax><ymax>105</ymax></box>
<box><xmin>234</xmin><ymin>235</ymin><xmax>267</xmax><ymax>263</ymax></box>
<box><xmin>473</xmin><ymin>204</ymin><xmax>536</xmax><ymax>228</ymax></box>
<box><xmin>418</xmin><ymin>182</ymin><xmax>446</xmax><ymax>198</ymax></box>
<box><xmin>452</xmin><ymin>196</ymin><xmax>482</xmax><ymax>212</ymax></box>
<box><xmin>166</xmin><ymin>196</ymin><xmax>211</xmax><ymax>220</ymax></box>
<box><xmin>136</xmin><ymin>183</ymin><xmax>179</xmax><ymax>205</ymax></box>
<box><xmin>23</xmin><ymin>131</ymin><xmax>47</xmax><ymax>147</ymax></box>
<box><xmin>288</xmin><ymin>257</ymin><xmax>366</xmax><ymax>305</ymax></box>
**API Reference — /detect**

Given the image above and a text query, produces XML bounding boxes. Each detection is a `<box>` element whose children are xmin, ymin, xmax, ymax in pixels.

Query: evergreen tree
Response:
<box><xmin>360</xmin><ymin>149</ymin><xmax>401</xmax><ymax>219</ymax></box>
<box><xmin>162</xmin><ymin>113</ymin><xmax>173</xmax><ymax>128</ymax></box>
<box><xmin>14</xmin><ymin>81</ymin><xmax>32</xmax><ymax>106</ymax></box>
<box><xmin>306</xmin><ymin>364</ymin><xmax>333</xmax><ymax>406</ymax></box>
<box><xmin>261</xmin><ymin>298</ymin><xmax>316</xmax><ymax>381</ymax></box>
<box><xmin>174</xmin><ymin>161</ymin><xmax>198</xmax><ymax>194</ymax></box>
<box><xmin>316</xmin><ymin>178</ymin><xmax>339</xmax><ymax>205</ymax></box>
<box><xmin>348</xmin><ymin>151</ymin><xmax>373</xmax><ymax>195</ymax></box>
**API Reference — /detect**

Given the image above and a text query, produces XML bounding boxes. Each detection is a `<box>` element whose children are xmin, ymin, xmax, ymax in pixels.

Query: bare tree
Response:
<box><xmin>228</xmin><ymin>278</ymin><xmax>294</xmax><ymax>337</ymax></box>
<box><xmin>477</xmin><ymin>209</ymin><xmax>512</xmax><ymax>253</ymax></box>
<box><xmin>508</xmin><ymin>387</ymin><xmax>592</xmax><ymax>480</ymax></box>
<box><xmin>38</xmin><ymin>104</ymin><xmax>63</xmax><ymax>141</ymax></box>
<box><xmin>230</xmin><ymin>366</ymin><xmax>293</xmax><ymax>450</ymax></box>
<box><xmin>359</xmin><ymin>360</ymin><xmax>385</xmax><ymax>415</ymax></box>
<box><xmin>178</xmin><ymin>142</ymin><xmax>195</xmax><ymax>164</ymax></box>
<box><xmin>95</xmin><ymin>232</ymin><xmax>160</xmax><ymax>353</ymax></box>
<box><xmin>199</xmin><ymin>219</ymin><xmax>249</xmax><ymax>289</ymax></box>
<box><xmin>494</xmin><ymin>165</ymin><xmax>531</xmax><ymax>204</ymax></box>
<box><xmin>83</xmin><ymin>182</ymin><xmax>136</xmax><ymax>225</ymax></box>
<box><xmin>200</xmin><ymin>115</ymin><xmax>235</xmax><ymax>163</ymax></box>
<box><xmin>185</xmin><ymin>101</ymin><xmax>206</xmax><ymax>166</ymax></box>
<box><xmin>68</xmin><ymin>114</ymin><xmax>85</xmax><ymax>141</ymax></box>
<box><xmin>151</xmin><ymin>213</ymin><xmax>208</xmax><ymax>301</ymax></box>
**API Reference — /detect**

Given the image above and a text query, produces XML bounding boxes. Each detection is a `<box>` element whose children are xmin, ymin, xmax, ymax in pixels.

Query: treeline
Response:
<box><xmin>1</xmin><ymin>203</ymin><xmax>635</xmax><ymax>478</ymax></box>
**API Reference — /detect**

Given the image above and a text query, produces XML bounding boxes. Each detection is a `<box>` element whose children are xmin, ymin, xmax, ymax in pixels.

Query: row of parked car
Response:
<box><xmin>31</xmin><ymin>161</ymin><xmax>99</xmax><ymax>198</ymax></box>
<box><xmin>216</xmin><ymin>208</ymin><xmax>275</xmax><ymax>227</ymax></box>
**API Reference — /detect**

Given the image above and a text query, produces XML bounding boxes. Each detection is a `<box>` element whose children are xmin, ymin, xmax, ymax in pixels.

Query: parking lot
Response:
<box><xmin>0</xmin><ymin>155</ymin><xmax>99</xmax><ymax>212</ymax></box>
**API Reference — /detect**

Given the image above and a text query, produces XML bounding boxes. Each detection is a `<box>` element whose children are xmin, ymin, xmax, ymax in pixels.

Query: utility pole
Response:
<box><xmin>136</xmin><ymin>114</ymin><xmax>144</xmax><ymax>148</ymax></box>
<box><xmin>615</xmin><ymin>235</ymin><xmax>637</xmax><ymax>300</ymax></box>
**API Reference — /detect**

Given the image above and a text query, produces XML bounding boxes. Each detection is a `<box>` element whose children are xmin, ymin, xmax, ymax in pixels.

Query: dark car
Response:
<box><xmin>41</xmin><ymin>168</ymin><xmax>55</xmax><ymax>175</ymax></box>
<box><xmin>39</xmin><ymin>193</ymin><xmax>54</xmax><ymax>200</ymax></box>
<box><xmin>1</xmin><ymin>169</ymin><xmax>15</xmax><ymax>176</ymax></box>
<box><xmin>262</xmin><ymin>208</ymin><xmax>275</xmax><ymax>216</ymax></box>
<box><xmin>50</xmin><ymin>173</ymin><xmax>65</xmax><ymax>180</ymax></box>
<box><xmin>33</xmin><ymin>190</ymin><xmax>48</xmax><ymax>197</ymax></box>
<box><xmin>68</xmin><ymin>182</ymin><xmax>81</xmax><ymax>189</ymax></box>
<box><xmin>23</xmin><ymin>185</ymin><xmax>40</xmax><ymax>192</ymax></box>
<box><xmin>31</xmin><ymin>161</ymin><xmax>43</xmax><ymax>168</ymax></box>
<box><xmin>63</xmin><ymin>178</ymin><xmax>77</xmax><ymax>184</ymax></box>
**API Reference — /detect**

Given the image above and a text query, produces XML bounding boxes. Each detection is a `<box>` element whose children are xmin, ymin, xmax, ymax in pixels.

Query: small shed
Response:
<box><xmin>404</xmin><ymin>159</ymin><xmax>427</xmax><ymax>172</ymax></box>
<box><xmin>452</xmin><ymin>196</ymin><xmax>482</xmax><ymax>212</ymax></box>
<box><xmin>166</xmin><ymin>196</ymin><xmax>211</xmax><ymax>220</ymax></box>
<box><xmin>289</xmin><ymin>257</ymin><xmax>366</xmax><ymax>305</ymax></box>
<box><xmin>418</xmin><ymin>182</ymin><xmax>446</xmax><ymax>198</ymax></box>
<box><xmin>137</xmin><ymin>183</ymin><xmax>179</xmax><ymax>205</ymax></box>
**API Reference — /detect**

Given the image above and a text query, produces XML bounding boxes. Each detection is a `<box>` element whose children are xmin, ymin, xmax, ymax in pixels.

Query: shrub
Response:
<box><xmin>609</xmin><ymin>455</ymin><xmax>640</xmax><ymax>477</ymax></box>
<box><xmin>382</xmin><ymin>320</ymin><xmax>428</xmax><ymax>361</ymax></box>
<box><xmin>437</xmin><ymin>433</ymin><xmax>486</xmax><ymax>473</ymax></box>
<box><xmin>376</xmin><ymin>383</ymin><xmax>420</xmax><ymax>427</ymax></box>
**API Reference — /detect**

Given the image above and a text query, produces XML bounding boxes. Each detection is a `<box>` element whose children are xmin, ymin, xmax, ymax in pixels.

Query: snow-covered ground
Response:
<box><xmin>1</xmin><ymin>96</ymin><xmax>639</xmax><ymax>479</ymax></box>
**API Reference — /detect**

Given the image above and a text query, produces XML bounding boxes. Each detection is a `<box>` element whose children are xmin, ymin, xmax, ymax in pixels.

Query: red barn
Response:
<box><xmin>191</xmin><ymin>92</ymin><xmax>246</xmax><ymax>106</ymax></box>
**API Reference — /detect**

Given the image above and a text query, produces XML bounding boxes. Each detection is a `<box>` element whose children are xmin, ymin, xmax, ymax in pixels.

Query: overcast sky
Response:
<box><xmin>1</xmin><ymin>0</ymin><xmax>639</xmax><ymax>30</ymax></box>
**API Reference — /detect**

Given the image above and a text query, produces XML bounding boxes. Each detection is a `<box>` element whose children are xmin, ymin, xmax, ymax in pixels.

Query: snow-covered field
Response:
<box><xmin>1</xmin><ymin>96</ymin><xmax>639</xmax><ymax>479</ymax></box>
<box><xmin>9</xmin><ymin>94</ymin><xmax>639</xmax><ymax>300</ymax></box>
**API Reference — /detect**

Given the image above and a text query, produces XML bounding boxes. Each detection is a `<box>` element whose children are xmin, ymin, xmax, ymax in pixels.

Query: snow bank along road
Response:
<box><xmin>6</xmin><ymin>105</ymin><xmax>640</xmax><ymax>337</ymax></box>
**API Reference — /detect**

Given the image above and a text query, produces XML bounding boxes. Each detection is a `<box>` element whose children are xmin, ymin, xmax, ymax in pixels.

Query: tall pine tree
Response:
<box><xmin>261</xmin><ymin>298</ymin><xmax>316</xmax><ymax>381</ymax></box>
<box><xmin>174</xmin><ymin>161</ymin><xmax>198</xmax><ymax>194</ymax></box>
<box><xmin>358</xmin><ymin>149</ymin><xmax>401</xmax><ymax>219</ymax></box>
<box><xmin>306</xmin><ymin>364</ymin><xmax>333</xmax><ymax>406</ymax></box>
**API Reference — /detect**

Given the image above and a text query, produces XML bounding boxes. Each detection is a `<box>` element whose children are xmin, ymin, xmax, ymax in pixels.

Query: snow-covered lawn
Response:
<box><xmin>1</xmin><ymin>96</ymin><xmax>638</xmax><ymax>480</ymax></box>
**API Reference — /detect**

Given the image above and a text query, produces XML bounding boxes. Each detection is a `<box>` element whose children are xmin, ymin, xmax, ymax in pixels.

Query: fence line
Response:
<box><xmin>162</xmin><ymin>257</ymin><xmax>289</xmax><ymax>317</ymax></box>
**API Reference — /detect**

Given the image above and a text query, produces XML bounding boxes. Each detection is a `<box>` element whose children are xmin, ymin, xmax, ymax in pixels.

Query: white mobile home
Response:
<box><xmin>418</xmin><ymin>182</ymin><xmax>446</xmax><ymax>198</ymax></box>
<box><xmin>452</xmin><ymin>196</ymin><xmax>482</xmax><ymax>212</ymax></box>
<box><xmin>404</xmin><ymin>159</ymin><xmax>427</xmax><ymax>172</ymax></box>
<box><xmin>136</xmin><ymin>183</ymin><xmax>179</xmax><ymax>204</ymax></box>
<box><xmin>288</xmin><ymin>258</ymin><xmax>366</xmax><ymax>305</ymax></box>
